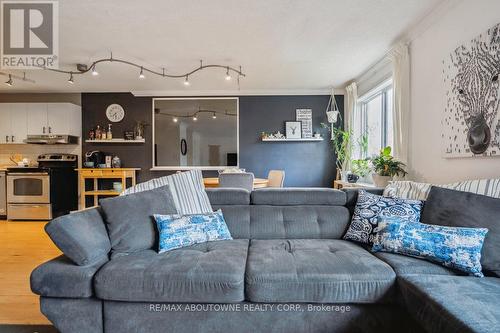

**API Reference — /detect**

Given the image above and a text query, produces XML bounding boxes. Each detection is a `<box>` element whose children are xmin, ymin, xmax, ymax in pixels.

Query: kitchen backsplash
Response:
<box><xmin>0</xmin><ymin>144</ymin><xmax>81</xmax><ymax>167</ymax></box>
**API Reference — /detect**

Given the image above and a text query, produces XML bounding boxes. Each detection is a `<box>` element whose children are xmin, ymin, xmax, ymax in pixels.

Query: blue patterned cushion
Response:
<box><xmin>154</xmin><ymin>210</ymin><xmax>232</xmax><ymax>253</ymax></box>
<box><xmin>372</xmin><ymin>217</ymin><xmax>488</xmax><ymax>277</ymax></box>
<box><xmin>343</xmin><ymin>190</ymin><xmax>423</xmax><ymax>244</ymax></box>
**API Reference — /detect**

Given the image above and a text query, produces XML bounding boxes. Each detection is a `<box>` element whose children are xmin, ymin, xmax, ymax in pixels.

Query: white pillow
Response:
<box><xmin>384</xmin><ymin>178</ymin><xmax>500</xmax><ymax>200</ymax></box>
<box><xmin>122</xmin><ymin>170</ymin><xmax>212</xmax><ymax>215</ymax></box>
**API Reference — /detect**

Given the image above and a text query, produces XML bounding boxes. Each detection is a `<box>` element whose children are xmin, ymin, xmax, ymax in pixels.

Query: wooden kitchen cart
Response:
<box><xmin>76</xmin><ymin>168</ymin><xmax>140</xmax><ymax>209</ymax></box>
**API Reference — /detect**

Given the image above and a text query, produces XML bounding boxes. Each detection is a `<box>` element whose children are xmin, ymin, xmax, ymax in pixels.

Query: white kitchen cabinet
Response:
<box><xmin>0</xmin><ymin>103</ymin><xmax>27</xmax><ymax>143</ymax></box>
<box><xmin>27</xmin><ymin>103</ymin><xmax>48</xmax><ymax>135</ymax></box>
<box><xmin>26</xmin><ymin>103</ymin><xmax>81</xmax><ymax>136</ymax></box>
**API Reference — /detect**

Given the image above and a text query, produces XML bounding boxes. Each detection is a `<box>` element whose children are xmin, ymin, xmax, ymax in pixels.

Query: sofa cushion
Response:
<box><xmin>94</xmin><ymin>239</ymin><xmax>248</xmax><ymax>302</ymax></box>
<box><xmin>45</xmin><ymin>207</ymin><xmax>111</xmax><ymax>266</ymax></box>
<box><xmin>245</xmin><ymin>239</ymin><xmax>395</xmax><ymax>303</ymax></box>
<box><xmin>373</xmin><ymin>252</ymin><xmax>462</xmax><ymax>276</ymax></box>
<box><xmin>31</xmin><ymin>255</ymin><xmax>108</xmax><ymax>298</ymax></box>
<box><xmin>422</xmin><ymin>186</ymin><xmax>500</xmax><ymax>277</ymax></box>
<box><xmin>399</xmin><ymin>275</ymin><xmax>500</xmax><ymax>333</ymax></box>
<box><xmin>100</xmin><ymin>186</ymin><xmax>177</xmax><ymax>258</ymax></box>
<box><xmin>122</xmin><ymin>170</ymin><xmax>213</xmax><ymax>215</ymax></box>
<box><xmin>211</xmin><ymin>205</ymin><xmax>350</xmax><ymax>239</ymax></box>
<box><xmin>206</xmin><ymin>188</ymin><xmax>250</xmax><ymax>205</ymax></box>
<box><xmin>251</xmin><ymin>188</ymin><xmax>346</xmax><ymax>206</ymax></box>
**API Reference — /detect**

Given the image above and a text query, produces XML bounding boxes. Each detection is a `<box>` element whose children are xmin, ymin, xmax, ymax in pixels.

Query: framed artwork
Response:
<box><xmin>442</xmin><ymin>22</ymin><xmax>500</xmax><ymax>158</ymax></box>
<box><xmin>296</xmin><ymin>109</ymin><xmax>313</xmax><ymax>138</ymax></box>
<box><xmin>285</xmin><ymin>121</ymin><xmax>302</xmax><ymax>139</ymax></box>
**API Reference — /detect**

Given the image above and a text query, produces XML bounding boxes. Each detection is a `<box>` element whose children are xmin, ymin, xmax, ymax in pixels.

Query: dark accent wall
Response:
<box><xmin>82</xmin><ymin>93</ymin><xmax>343</xmax><ymax>186</ymax></box>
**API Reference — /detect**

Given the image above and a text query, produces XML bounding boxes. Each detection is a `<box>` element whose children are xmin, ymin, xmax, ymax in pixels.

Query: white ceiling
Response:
<box><xmin>0</xmin><ymin>0</ymin><xmax>443</xmax><ymax>94</ymax></box>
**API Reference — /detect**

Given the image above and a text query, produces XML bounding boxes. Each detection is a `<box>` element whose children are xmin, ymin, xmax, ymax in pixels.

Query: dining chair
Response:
<box><xmin>219</xmin><ymin>172</ymin><xmax>255</xmax><ymax>191</ymax></box>
<box><xmin>267</xmin><ymin>170</ymin><xmax>285</xmax><ymax>187</ymax></box>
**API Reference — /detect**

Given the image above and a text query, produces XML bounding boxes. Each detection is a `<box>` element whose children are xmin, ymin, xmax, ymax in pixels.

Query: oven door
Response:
<box><xmin>7</xmin><ymin>173</ymin><xmax>50</xmax><ymax>204</ymax></box>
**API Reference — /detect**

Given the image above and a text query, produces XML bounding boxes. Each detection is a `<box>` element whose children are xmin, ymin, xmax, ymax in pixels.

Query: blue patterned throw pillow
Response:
<box><xmin>372</xmin><ymin>217</ymin><xmax>488</xmax><ymax>277</ymax></box>
<box><xmin>343</xmin><ymin>190</ymin><xmax>423</xmax><ymax>244</ymax></box>
<box><xmin>154</xmin><ymin>209</ymin><xmax>232</xmax><ymax>253</ymax></box>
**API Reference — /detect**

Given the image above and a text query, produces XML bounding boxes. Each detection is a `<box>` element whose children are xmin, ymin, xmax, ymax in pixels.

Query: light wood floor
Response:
<box><xmin>0</xmin><ymin>220</ymin><xmax>60</xmax><ymax>324</ymax></box>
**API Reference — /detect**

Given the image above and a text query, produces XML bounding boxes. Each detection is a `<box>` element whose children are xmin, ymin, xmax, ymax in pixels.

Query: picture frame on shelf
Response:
<box><xmin>296</xmin><ymin>109</ymin><xmax>312</xmax><ymax>138</ymax></box>
<box><xmin>285</xmin><ymin>121</ymin><xmax>302</xmax><ymax>139</ymax></box>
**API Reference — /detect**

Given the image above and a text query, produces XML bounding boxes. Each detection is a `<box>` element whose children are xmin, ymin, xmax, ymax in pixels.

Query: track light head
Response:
<box><xmin>173</xmin><ymin>117</ymin><xmax>178</xmax><ymax>123</ymax></box>
<box><xmin>91</xmin><ymin>65</ymin><xmax>99</xmax><ymax>76</ymax></box>
<box><xmin>184</xmin><ymin>75</ymin><xmax>190</xmax><ymax>86</ymax></box>
<box><xmin>68</xmin><ymin>73</ymin><xmax>74</xmax><ymax>84</ymax></box>
<box><xmin>225</xmin><ymin>67</ymin><xmax>231</xmax><ymax>81</ymax></box>
<box><xmin>5</xmin><ymin>74</ymin><xmax>13</xmax><ymax>86</ymax></box>
<box><xmin>193</xmin><ymin>115</ymin><xmax>197</xmax><ymax>121</ymax></box>
<box><xmin>139</xmin><ymin>67</ymin><xmax>145</xmax><ymax>79</ymax></box>
<box><xmin>212</xmin><ymin>112</ymin><xmax>217</xmax><ymax>119</ymax></box>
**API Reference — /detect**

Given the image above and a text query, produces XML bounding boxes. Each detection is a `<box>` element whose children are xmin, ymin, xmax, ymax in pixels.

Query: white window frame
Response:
<box><xmin>355</xmin><ymin>79</ymin><xmax>393</xmax><ymax>158</ymax></box>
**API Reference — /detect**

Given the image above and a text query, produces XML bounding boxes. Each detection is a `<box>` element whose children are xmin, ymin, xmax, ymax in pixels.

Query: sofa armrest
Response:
<box><xmin>31</xmin><ymin>255</ymin><xmax>108</xmax><ymax>298</ymax></box>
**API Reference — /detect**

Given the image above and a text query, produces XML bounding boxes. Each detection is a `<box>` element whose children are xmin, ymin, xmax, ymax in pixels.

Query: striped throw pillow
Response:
<box><xmin>122</xmin><ymin>170</ymin><xmax>212</xmax><ymax>215</ymax></box>
<box><xmin>384</xmin><ymin>179</ymin><xmax>500</xmax><ymax>200</ymax></box>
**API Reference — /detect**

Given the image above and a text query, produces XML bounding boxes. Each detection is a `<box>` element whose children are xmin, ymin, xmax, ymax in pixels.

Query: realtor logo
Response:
<box><xmin>1</xmin><ymin>0</ymin><xmax>58</xmax><ymax>69</ymax></box>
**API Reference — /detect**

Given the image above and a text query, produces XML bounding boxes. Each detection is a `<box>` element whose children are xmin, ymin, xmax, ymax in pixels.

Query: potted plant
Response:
<box><xmin>350</xmin><ymin>158</ymin><xmax>371</xmax><ymax>183</ymax></box>
<box><xmin>370</xmin><ymin>146</ymin><xmax>407</xmax><ymax>187</ymax></box>
<box><xmin>321</xmin><ymin>123</ymin><xmax>352</xmax><ymax>181</ymax></box>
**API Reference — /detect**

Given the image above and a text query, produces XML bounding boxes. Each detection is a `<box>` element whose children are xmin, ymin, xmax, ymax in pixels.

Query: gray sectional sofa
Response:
<box><xmin>30</xmin><ymin>188</ymin><xmax>500</xmax><ymax>333</ymax></box>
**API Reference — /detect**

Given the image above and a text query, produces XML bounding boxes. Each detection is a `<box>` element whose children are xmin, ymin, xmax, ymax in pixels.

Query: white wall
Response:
<box><xmin>409</xmin><ymin>0</ymin><xmax>500</xmax><ymax>183</ymax></box>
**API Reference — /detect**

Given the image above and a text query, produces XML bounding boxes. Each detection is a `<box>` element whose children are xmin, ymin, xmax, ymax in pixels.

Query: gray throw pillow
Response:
<box><xmin>422</xmin><ymin>186</ymin><xmax>500</xmax><ymax>277</ymax></box>
<box><xmin>45</xmin><ymin>207</ymin><xmax>111</xmax><ymax>266</ymax></box>
<box><xmin>100</xmin><ymin>185</ymin><xmax>177</xmax><ymax>258</ymax></box>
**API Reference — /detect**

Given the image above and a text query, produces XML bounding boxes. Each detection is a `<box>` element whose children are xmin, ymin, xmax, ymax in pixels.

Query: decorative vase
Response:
<box><xmin>347</xmin><ymin>173</ymin><xmax>359</xmax><ymax>183</ymax></box>
<box><xmin>340</xmin><ymin>170</ymin><xmax>349</xmax><ymax>181</ymax></box>
<box><xmin>372</xmin><ymin>173</ymin><xmax>392</xmax><ymax>187</ymax></box>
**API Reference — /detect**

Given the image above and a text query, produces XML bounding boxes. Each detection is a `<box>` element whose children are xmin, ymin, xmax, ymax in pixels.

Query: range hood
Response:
<box><xmin>24</xmin><ymin>135</ymin><xmax>79</xmax><ymax>145</ymax></box>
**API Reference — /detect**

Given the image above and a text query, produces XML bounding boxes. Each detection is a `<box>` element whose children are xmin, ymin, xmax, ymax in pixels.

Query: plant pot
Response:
<box><xmin>347</xmin><ymin>173</ymin><xmax>359</xmax><ymax>183</ymax></box>
<box><xmin>372</xmin><ymin>173</ymin><xmax>392</xmax><ymax>187</ymax></box>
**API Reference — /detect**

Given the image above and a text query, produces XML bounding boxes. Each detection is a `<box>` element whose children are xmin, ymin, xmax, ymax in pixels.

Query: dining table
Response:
<box><xmin>203</xmin><ymin>177</ymin><xmax>269</xmax><ymax>188</ymax></box>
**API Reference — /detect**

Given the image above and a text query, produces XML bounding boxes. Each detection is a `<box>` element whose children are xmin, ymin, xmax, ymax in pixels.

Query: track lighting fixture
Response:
<box><xmin>41</xmin><ymin>54</ymin><xmax>245</xmax><ymax>86</ymax></box>
<box><xmin>193</xmin><ymin>115</ymin><xmax>197</xmax><ymax>121</ymax></box>
<box><xmin>212</xmin><ymin>112</ymin><xmax>217</xmax><ymax>119</ymax></box>
<box><xmin>68</xmin><ymin>73</ymin><xmax>74</xmax><ymax>84</ymax></box>
<box><xmin>5</xmin><ymin>74</ymin><xmax>13</xmax><ymax>86</ymax></box>
<box><xmin>173</xmin><ymin>117</ymin><xmax>178</xmax><ymax>123</ymax></box>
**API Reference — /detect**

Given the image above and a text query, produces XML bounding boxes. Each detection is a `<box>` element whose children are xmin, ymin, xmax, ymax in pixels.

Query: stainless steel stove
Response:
<box><xmin>7</xmin><ymin>154</ymin><xmax>78</xmax><ymax>220</ymax></box>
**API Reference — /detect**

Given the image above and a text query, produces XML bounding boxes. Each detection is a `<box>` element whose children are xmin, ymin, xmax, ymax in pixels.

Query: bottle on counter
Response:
<box><xmin>107</xmin><ymin>124</ymin><xmax>113</xmax><ymax>140</ymax></box>
<box><xmin>95</xmin><ymin>125</ymin><xmax>102</xmax><ymax>140</ymax></box>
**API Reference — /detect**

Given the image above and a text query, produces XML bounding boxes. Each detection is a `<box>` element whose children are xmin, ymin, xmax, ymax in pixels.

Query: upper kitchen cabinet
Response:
<box><xmin>0</xmin><ymin>103</ymin><xmax>27</xmax><ymax>144</ymax></box>
<box><xmin>26</xmin><ymin>103</ymin><xmax>81</xmax><ymax>136</ymax></box>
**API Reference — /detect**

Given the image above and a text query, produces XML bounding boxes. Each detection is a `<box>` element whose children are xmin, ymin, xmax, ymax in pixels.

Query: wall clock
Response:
<box><xmin>106</xmin><ymin>104</ymin><xmax>125</xmax><ymax>122</ymax></box>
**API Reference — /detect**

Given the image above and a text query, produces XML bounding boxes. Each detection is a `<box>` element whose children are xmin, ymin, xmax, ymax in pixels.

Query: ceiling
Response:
<box><xmin>0</xmin><ymin>0</ymin><xmax>443</xmax><ymax>94</ymax></box>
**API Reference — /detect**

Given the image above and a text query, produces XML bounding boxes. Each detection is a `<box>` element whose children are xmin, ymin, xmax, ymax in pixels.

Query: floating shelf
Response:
<box><xmin>85</xmin><ymin>139</ymin><xmax>145</xmax><ymax>143</ymax></box>
<box><xmin>261</xmin><ymin>138</ymin><xmax>324</xmax><ymax>142</ymax></box>
<box><xmin>84</xmin><ymin>190</ymin><xmax>121</xmax><ymax>196</ymax></box>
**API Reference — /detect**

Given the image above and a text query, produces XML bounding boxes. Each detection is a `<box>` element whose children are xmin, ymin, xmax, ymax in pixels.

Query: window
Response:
<box><xmin>353</xmin><ymin>80</ymin><xmax>393</xmax><ymax>159</ymax></box>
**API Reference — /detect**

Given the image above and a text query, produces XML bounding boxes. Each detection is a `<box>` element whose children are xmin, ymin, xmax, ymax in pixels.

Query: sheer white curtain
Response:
<box><xmin>344</xmin><ymin>82</ymin><xmax>358</xmax><ymax>171</ymax></box>
<box><xmin>388</xmin><ymin>42</ymin><xmax>410</xmax><ymax>165</ymax></box>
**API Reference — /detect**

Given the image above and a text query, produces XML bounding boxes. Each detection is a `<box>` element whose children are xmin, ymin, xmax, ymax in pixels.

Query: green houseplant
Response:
<box><xmin>321</xmin><ymin>123</ymin><xmax>352</xmax><ymax>180</ymax></box>
<box><xmin>370</xmin><ymin>146</ymin><xmax>407</xmax><ymax>187</ymax></box>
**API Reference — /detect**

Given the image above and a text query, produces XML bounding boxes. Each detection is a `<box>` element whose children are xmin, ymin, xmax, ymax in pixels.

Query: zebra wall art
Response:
<box><xmin>442</xmin><ymin>22</ymin><xmax>500</xmax><ymax>158</ymax></box>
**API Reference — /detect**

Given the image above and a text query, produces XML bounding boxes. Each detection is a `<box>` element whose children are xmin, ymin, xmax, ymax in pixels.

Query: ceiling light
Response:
<box><xmin>5</xmin><ymin>75</ymin><xmax>13</xmax><ymax>86</ymax></box>
<box><xmin>139</xmin><ymin>67</ymin><xmax>145</xmax><ymax>79</ymax></box>
<box><xmin>212</xmin><ymin>112</ymin><xmax>217</xmax><ymax>119</ymax></box>
<box><xmin>68</xmin><ymin>73</ymin><xmax>74</xmax><ymax>84</ymax></box>
<box><xmin>91</xmin><ymin>65</ymin><xmax>99</xmax><ymax>76</ymax></box>
<box><xmin>193</xmin><ymin>115</ymin><xmax>197</xmax><ymax>121</ymax></box>
<box><xmin>184</xmin><ymin>75</ymin><xmax>190</xmax><ymax>86</ymax></box>
<box><xmin>225</xmin><ymin>67</ymin><xmax>231</xmax><ymax>81</ymax></box>
<box><xmin>173</xmin><ymin>117</ymin><xmax>178</xmax><ymax>123</ymax></box>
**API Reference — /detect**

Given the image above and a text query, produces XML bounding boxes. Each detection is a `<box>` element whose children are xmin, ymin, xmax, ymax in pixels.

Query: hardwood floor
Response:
<box><xmin>0</xmin><ymin>220</ymin><xmax>60</xmax><ymax>324</ymax></box>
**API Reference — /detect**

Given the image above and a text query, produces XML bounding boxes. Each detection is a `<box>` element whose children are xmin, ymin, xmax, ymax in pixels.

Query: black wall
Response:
<box><xmin>82</xmin><ymin>93</ymin><xmax>343</xmax><ymax>187</ymax></box>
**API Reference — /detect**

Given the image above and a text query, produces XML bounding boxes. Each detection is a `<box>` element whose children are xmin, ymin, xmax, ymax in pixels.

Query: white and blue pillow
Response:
<box><xmin>154</xmin><ymin>210</ymin><xmax>232</xmax><ymax>253</ymax></box>
<box><xmin>123</xmin><ymin>170</ymin><xmax>212</xmax><ymax>215</ymax></box>
<box><xmin>343</xmin><ymin>190</ymin><xmax>423</xmax><ymax>244</ymax></box>
<box><xmin>372</xmin><ymin>217</ymin><xmax>488</xmax><ymax>277</ymax></box>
